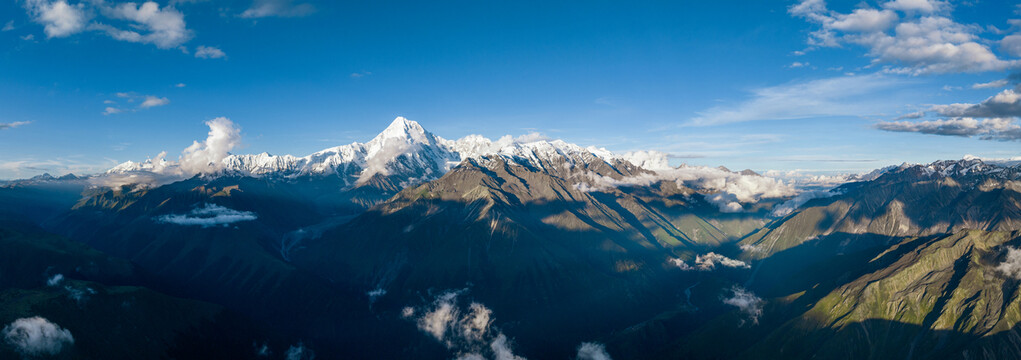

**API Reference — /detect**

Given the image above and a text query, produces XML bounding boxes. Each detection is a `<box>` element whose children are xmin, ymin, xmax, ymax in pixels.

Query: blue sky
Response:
<box><xmin>1</xmin><ymin>0</ymin><xmax>1020</xmax><ymax>179</ymax></box>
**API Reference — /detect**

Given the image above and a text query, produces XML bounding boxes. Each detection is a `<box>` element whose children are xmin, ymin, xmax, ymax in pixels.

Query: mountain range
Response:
<box><xmin>1</xmin><ymin>117</ymin><xmax>1019</xmax><ymax>359</ymax></box>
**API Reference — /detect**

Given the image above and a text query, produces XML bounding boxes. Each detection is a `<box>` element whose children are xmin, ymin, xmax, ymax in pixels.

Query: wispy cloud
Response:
<box><xmin>240</xmin><ymin>0</ymin><xmax>315</xmax><ymax>18</ymax></box>
<box><xmin>690</xmin><ymin>74</ymin><xmax>907</xmax><ymax>126</ymax></box>
<box><xmin>103</xmin><ymin>93</ymin><xmax>170</xmax><ymax>114</ymax></box>
<box><xmin>140</xmin><ymin>96</ymin><xmax>170</xmax><ymax>108</ymax></box>
<box><xmin>195</xmin><ymin>45</ymin><xmax>226</xmax><ymax>59</ymax></box>
<box><xmin>0</xmin><ymin>121</ymin><xmax>30</xmax><ymax>130</ymax></box>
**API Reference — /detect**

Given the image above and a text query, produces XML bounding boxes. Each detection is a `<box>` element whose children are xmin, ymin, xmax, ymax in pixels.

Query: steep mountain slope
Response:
<box><xmin>746</xmin><ymin>230</ymin><xmax>1021</xmax><ymax>360</ymax></box>
<box><xmin>741</xmin><ymin>159</ymin><xmax>1021</xmax><ymax>260</ymax></box>
<box><xmin>292</xmin><ymin>152</ymin><xmax>769</xmax><ymax>357</ymax></box>
<box><xmin>0</xmin><ymin>220</ymin><xmax>268</xmax><ymax>359</ymax></box>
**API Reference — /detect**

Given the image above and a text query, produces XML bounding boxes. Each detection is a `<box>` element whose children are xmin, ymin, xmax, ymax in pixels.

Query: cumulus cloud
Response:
<box><xmin>2</xmin><ymin>21</ymin><xmax>13</xmax><ymax>31</ymax></box>
<box><xmin>139</xmin><ymin>96</ymin><xmax>170</xmax><ymax>108</ymax></box>
<box><xmin>721</xmin><ymin>285</ymin><xmax>764</xmax><ymax>326</ymax></box>
<box><xmin>93</xmin><ymin>1</ymin><xmax>191</xmax><ymax>49</ymax></box>
<box><xmin>22</xmin><ymin>0</ymin><xmax>194</xmax><ymax>50</ymax></box>
<box><xmin>996</xmin><ymin>246</ymin><xmax>1021</xmax><ymax>279</ymax></box>
<box><xmin>103</xmin><ymin>107</ymin><xmax>123</xmax><ymax>115</ymax></box>
<box><xmin>790</xmin><ymin>0</ymin><xmax>1017</xmax><ymax>74</ymax></box>
<box><xmin>24</xmin><ymin>0</ymin><xmax>89</xmax><ymax>38</ymax></box>
<box><xmin>670</xmin><ymin>253</ymin><xmax>750</xmax><ymax>271</ymax></box>
<box><xmin>179</xmin><ymin>117</ymin><xmax>242</xmax><ymax>174</ymax></box>
<box><xmin>876</xmin><ymin>117</ymin><xmax>1020</xmax><ymax>141</ymax></box>
<box><xmin>404</xmin><ymin>290</ymin><xmax>526</xmax><ymax>360</ymax></box>
<box><xmin>93</xmin><ymin>117</ymin><xmax>243</xmax><ymax>188</ymax></box>
<box><xmin>195</xmin><ymin>45</ymin><xmax>226</xmax><ymax>59</ymax></box>
<box><xmin>2</xmin><ymin>317</ymin><xmax>74</xmax><ymax>356</ymax></box>
<box><xmin>156</xmin><ymin>203</ymin><xmax>257</xmax><ymax>227</ymax></box>
<box><xmin>575</xmin><ymin>342</ymin><xmax>612</xmax><ymax>360</ymax></box>
<box><xmin>240</xmin><ymin>0</ymin><xmax>315</xmax><ymax>18</ymax></box>
<box><xmin>0</xmin><ymin>121</ymin><xmax>31</xmax><ymax>130</ymax></box>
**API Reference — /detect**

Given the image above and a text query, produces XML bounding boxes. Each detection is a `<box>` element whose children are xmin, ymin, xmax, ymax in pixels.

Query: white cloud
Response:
<box><xmin>690</xmin><ymin>74</ymin><xmax>905</xmax><ymax>125</ymax></box>
<box><xmin>489</xmin><ymin>334</ymin><xmax>525</xmax><ymax>360</ymax></box>
<box><xmin>882</xmin><ymin>0</ymin><xmax>947</xmax><ymax>13</ymax></box>
<box><xmin>670</xmin><ymin>252</ymin><xmax>750</xmax><ymax>271</ymax></box>
<box><xmin>1002</xmin><ymin>34</ymin><xmax>1021</xmax><ymax>57</ymax></box>
<box><xmin>575</xmin><ymin>342</ymin><xmax>612</xmax><ymax>360</ymax></box>
<box><xmin>103</xmin><ymin>107</ymin><xmax>123</xmax><ymax>115</ymax></box>
<box><xmin>996</xmin><ymin>246</ymin><xmax>1021</xmax><ymax>279</ymax></box>
<box><xmin>21</xmin><ymin>34</ymin><xmax>35</xmax><ymax>41</ymax></box>
<box><xmin>405</xmin><ymin>291</ymin><xmax>527</xmax><ymax>360</ymax></box>
<box><xmin>0</xmin><ymin>121</ymin><xmax>31</xmax><ymax>130</ymax></box>
<box><xmin>46</xmin><ymin>274</ymin><xmax>64</xmax><ymax>286</ymax></box>
<box><xmin>876</xmin><ymin>117</ymin><xmax>1021</xmax><ymax>141</ymax></box>
<box><xmin>788</xmin><ymin>61</ymin><xmax>809</xmax><ymax>68</ymax></box>
<box><xmin>2</xmin><ymin>317</ymin><xmax>74</xmax><ymax>356</ymax></box>
<box><xmin>829</xmin><ymin>8</ymin><xmax>898</xmax><ymax>32</ymax></box>
<box><xmin>93</xmin><ymin>117</ymin><xmax>243</xmax><ymax>188</ymax></box>
<box><xmin>24</xmin><ymin>0</ymin><xmax>89</xmax><ymax>38</ymax></box>
<box><xmin>95</xmin><ymin>1</ymin><xmax>191</xmax><ymax>49</ymax></box>
<box><xmin>2</xmin><ymin>21</ymin><xmax>14</xmax><ymax>31</ymax></box>
<box><xmin>790</xmin><ymin>0</ymin><xmax>1017</xmax><ymax>74</ymax></box>
<box><xmin>139</xmin><ymin>96</ymin><xmax>170</xmax><ymax>108</ymax></box>
<box><xmin>931</xmin><ymin>89</ymin><xmax>1021</xmax><ymax>118</ymax></box>
<box><xmin>240</xmin><ymin>0</ymin><xmax>315</xmax><ymax>18</ymax></box>
<box><xmin>721</xmin><ymin>285</ymin><xmax>764</xmax><ymax>326</ymax></box>
<box><xmin>175</xmin><ymin>83</ymin><xmax>186</xmax><ymax>88</ymax></box>
<box><xmin>694</xmin><ymin>252</ymin><xmax>750</xmax><ymax>270</ymax></box>
<box><xmin>179</xmin><ymin>117</ymin><xmax>242</xmax><ymax>174</ymax></box>
<box><xmin>195</xmin><ymin>45</ymin><xmax>226</xmax><ymax>59</ymax></box>
<box><xmin>156</xmin><ymin>203</ymin><xmax>257</xmax><ymax>227</ymax></box>
<box><xmin>972</xmin><ymin>79</ymin><xmax>1009</xmax><ymax>89</ymax></box>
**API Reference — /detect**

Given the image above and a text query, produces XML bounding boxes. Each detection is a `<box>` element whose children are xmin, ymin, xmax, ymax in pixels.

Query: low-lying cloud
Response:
<box><xmin>670</xmin><ymin>252</ymin><xmax>750</xmax><ymax>271</ymax></box>
<box><xmin>403</xmin><ymin>290</ymin><xmax>527</xmax><ymax>360</ymax></box>
<box><xmin>156</xmin><ymin>203</ymin><xmax>257</xmax><ymax>228</ymax></box>
<box><xmin>2</xmin><ymin>317</ymin><xmax>74</xmax><ymax>356</ymax></box>
<box><xmin>721</xmin><ymin>285</ymin><xmax>764</xmax><ymax>326</ymax></box>
<box><xmin>575</xmin><ymin>342</ymin><xmax>613</xmax><ymax>360</ymax></box>
<box><xmin>574</xmin><ymin>165</ymin><xmax>796</xmax><ymax>213</ymax></box>
<box><xmin>771</xmin><ymin>189</ymin><xmax>840</xmax><ymax>217</ymax></box>
<box><xmin>996</xmin><ymin>246</ymin><xmax>1021</xmax><ymax>279</ymax></box>
<box><xmin>285</xmin><ymin>342</ymin><xmax>315</xmax><ymax>360</ymax></box>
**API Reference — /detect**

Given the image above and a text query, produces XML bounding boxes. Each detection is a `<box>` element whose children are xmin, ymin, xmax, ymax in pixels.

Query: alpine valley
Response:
<box><xmin>2</xmin><ymin>117</ymin><xmax>1020</xmax><ymax>360</ymax></box>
